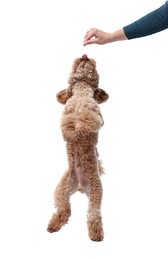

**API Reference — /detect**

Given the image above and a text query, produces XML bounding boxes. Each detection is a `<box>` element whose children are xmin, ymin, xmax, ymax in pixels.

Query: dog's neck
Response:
<box><xmin>71</xmin><ymin>82</ymin><xmax>94</xmax><ymax>98</ymax></box>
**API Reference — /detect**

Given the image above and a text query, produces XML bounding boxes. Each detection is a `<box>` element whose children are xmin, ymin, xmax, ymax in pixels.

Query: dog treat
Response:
<box><xmin>47</xmin><ymin>56</ymin><xmax>109</xmax><ymax>241</ymax></box>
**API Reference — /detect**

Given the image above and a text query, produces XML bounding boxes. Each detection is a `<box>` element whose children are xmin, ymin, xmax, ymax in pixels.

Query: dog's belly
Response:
<box><xmin>74</xmin><ymin>151</ymin><xmax>87</xmax><ymax>193</ymax></box>
<box><xmin>75</xmin><ymin>165</ymin><xmax>85</xmax><ymax>192</ymax></box>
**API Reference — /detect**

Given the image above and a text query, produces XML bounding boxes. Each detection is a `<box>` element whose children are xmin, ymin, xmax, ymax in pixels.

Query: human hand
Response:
<box><xmin>83</xmin><ymin>28</ymin><xmax>111</xmax><ymax>46</ymax></box>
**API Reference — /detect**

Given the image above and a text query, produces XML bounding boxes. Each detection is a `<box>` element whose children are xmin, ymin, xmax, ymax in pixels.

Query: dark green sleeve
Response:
<box><xmin>123</xmin><ymin>1</ymin><xmax>168</xmax><ymax>39</ymax></box>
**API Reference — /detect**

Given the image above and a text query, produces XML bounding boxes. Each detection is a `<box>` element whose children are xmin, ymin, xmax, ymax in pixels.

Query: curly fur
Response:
<box><xmin>47</xmin><ymin>56</ymin><xmax>109</xmax><ymax>241</ymax></box>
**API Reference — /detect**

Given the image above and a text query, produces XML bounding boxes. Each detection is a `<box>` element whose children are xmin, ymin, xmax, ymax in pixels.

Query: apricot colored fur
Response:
<box><xmin>47</xmin><ymin>56</ymin><xmax>109</xmax><ymax>241</ymax></box>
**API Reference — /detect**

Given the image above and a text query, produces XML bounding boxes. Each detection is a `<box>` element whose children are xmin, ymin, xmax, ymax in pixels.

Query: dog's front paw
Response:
<box><xmin>61</xmin><ymin>114</ymin><xmax>75</xmax><ymax>131</ymax></box>
<box><xmin>61</xmin><ymin>113</ymin><xmax>76</xmax><ymax>141</ymax></box>
<box><xmin>62</xmin><ymin>130</ymin><xmax>76</xmax><ymax>142</ymax></box>
<box><xmin>76</xmin><ymin>111</ymin><xmax>103</xmax><ymax>133</ymax></box>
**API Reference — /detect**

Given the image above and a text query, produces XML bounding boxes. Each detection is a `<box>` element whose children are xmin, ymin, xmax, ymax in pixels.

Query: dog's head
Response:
<box><xmin>56</xmin><ymin>55</ymin><xmax>109</xmax><ymax>104</ymax></box>
<box><xmin>68</xmin><ymin>54</ymin><xmax>99</xmax><ymax>87</ymax></box>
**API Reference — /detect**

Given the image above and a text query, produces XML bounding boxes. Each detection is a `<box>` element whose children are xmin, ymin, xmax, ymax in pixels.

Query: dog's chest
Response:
<box><xmin>66</xmin><ymin>97</ymin><xmax>94</xmax><ymax>114</ymax></box>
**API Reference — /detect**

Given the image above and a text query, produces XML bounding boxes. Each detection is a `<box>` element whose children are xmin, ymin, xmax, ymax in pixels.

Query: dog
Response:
<box><xmin>47</xmin><ymin>54</ymin><xmax>109</xmax><ymax>241</ymax></box>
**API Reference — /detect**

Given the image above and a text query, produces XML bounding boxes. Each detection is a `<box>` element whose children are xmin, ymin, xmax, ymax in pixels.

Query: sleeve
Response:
<box><xmin>123</xmin><ymin>1</ymin><xmax>168</xmax><ymax>39</ymax></box>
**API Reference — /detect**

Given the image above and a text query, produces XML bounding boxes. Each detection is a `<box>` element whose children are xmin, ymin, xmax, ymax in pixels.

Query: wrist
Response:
<box><xmin>109</xmin><ymin>28</ymin><xmax>128</xmax><ymax>42</ymax></box>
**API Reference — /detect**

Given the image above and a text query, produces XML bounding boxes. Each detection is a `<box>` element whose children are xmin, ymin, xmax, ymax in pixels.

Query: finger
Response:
<box><xmin>85</xmin><ymin>32</ymin><xmax>96</xmax><ymax>42</ymax></box>
<box><xmin>84</xmin><ymin>28</ymin><xmax>96</xmax><ymax>39</ymax></box>
<box><xmin>83</xmin><ymin>38</ymin><xmax>98</xmax><ymax>46</ymax></box>
<box><xmin>85</xmin><ymin>28</ymin><xmax>95</xmax><ymax>35</ymax></box>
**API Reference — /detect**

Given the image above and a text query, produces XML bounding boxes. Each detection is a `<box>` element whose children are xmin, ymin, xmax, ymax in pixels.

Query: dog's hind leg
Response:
<box><xmin>47</xmin><ymin>170</ymin><xmax>77</xmax><ymax>233</ymax></box>
<box><xmin>86</xmin><ymin>175</ymin><xmax>104</xmax><ymax>241</ymax></box>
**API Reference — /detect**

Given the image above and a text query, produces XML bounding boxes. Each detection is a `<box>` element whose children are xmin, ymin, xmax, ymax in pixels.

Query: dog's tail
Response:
<box><xmin>98</xmin><ymin>159</ymin><xmax>105</xmax><ymax>176</ymax></box>
<box><xmin>96</xmin><ymin>148</ymin><xmax>105</xmax><ymax>176</ymax></box>
<box><xmin>95</xmin><ymin>148</ymin><xmax>105</xmax><ymax>175</ymax></box>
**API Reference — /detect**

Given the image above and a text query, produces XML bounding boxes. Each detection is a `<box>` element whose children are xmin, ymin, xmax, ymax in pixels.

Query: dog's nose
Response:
<box><xmin>82</xmin><ymin>54</ymin><xmax>88</xmax><ymax>61</ymax></box>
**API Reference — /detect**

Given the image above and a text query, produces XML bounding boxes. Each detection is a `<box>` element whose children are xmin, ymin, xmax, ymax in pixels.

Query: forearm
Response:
<box><xmin>123</xmin><ymin>1</ymin><xmax>168</xmax><ymax>39</ymax></box>
<box><xmin>107</xmin><ymin>28</ymin><xmax>128</xmax><ymax>42</ymax></box>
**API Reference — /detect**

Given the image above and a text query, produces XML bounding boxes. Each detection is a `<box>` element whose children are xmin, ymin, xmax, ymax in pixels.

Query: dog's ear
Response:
<box><xmin>56</xmin><ymin>89</ymin><xmax>72</xmax><ymax>104</ymax></box>
<box><xmin>94</xmin><ymin>88</ymin><xmax>109</xmax><ymax>104</ymax></box>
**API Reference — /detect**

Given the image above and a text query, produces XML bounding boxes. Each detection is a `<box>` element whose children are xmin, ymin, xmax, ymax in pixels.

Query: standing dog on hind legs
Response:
<box><xmin>47</xmin><ymin>54</ymin><xmax>109</xmax><ymax>241</ymax></box>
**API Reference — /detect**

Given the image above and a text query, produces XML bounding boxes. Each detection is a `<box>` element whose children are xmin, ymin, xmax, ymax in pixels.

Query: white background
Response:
<box><xmin>0</xmin><ymin>0</ymin><xmax>168</xmax><ymax>259</ymax></box>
